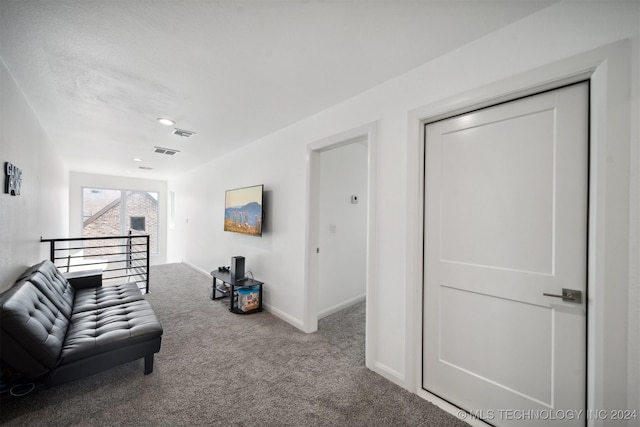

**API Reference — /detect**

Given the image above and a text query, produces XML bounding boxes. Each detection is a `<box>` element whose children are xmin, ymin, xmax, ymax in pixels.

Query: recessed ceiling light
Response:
<box><xmin>157</xmin><ymin>118</ymin><xmax>175</xmax><ymax>126</ymax></box>
<box><xmin>132</xmin><ymin>158</ymin><xmax>142</xmax><ymax>162</ymax></box>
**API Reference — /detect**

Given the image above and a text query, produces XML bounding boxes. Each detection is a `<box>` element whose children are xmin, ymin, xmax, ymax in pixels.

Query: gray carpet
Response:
<box><xmin>0</xmin><ymin>263</ymin><xmax>466</xmax><ymax>426</ymax></box>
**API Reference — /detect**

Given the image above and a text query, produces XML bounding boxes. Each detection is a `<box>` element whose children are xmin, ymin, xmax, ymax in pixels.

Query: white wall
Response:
<box><xmin>68</xmin><ymin>172</ymin><xmax>168</xmax><ymax>265</ymax></box>
<box><xmin>318</xmin><ymin>140</ymin><xmax>367</xmax><ymax>318</ymax></box>
<box><xmin>168</xmin><ymin>132</ymin><xmax>309</xmax><ymax>325</ymax></box>
<box><xmin>167</xmin><ymin>0</ymin><xmax>639</xmax><ymax>406</ymax></box>
<box><xmin>0</xmin><ymin>57</ymin><xmax>69</xmax><ymax>292</ymax></box>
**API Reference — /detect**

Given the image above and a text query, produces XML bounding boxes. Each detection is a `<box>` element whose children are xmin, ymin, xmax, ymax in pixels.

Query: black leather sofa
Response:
<box><xmin>0</xmin><ymin>260</ymin><xmax>163</xmax><ymax>387</ymax></box>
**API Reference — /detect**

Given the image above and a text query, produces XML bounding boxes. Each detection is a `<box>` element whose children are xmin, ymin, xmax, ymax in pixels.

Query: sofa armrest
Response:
<box><xmin>63</xmin><ymin>269</ymin><xmax>103</xmax><ymax>289</ymax></box>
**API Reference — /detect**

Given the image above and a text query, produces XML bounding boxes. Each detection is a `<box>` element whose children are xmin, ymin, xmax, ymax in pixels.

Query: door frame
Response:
<box><xmin>304</xmin><ymin>122</ymin><xmax>378</xmax><ymax>369</ymax></box>
<box><xmin>406</xmin><ymin>41</ymin><xmax>632</xmax><ymax>425</ymax></box>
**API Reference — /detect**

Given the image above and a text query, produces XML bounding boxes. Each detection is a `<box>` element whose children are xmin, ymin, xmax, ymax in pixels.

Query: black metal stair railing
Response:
<box><xmin>40</xmin><ymin>232</ymin><xmax>150</xmax><ymax>293</ymax></box>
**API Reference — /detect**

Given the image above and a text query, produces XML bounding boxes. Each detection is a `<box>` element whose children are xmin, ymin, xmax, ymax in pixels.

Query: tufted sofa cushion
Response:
<box><xmin>0</xmin><ymin>281</ymin><xmax>70</xmax><ymax>378</ymax></box>
<box><xmin>17</xmin><ymin>260</ymin><xmax>75</xmax><ymax>319</ymax></box>
<box><xmin>73</xmin><ymin>283</ymin><xmax>145</xmax><ymax>314</ymax></box>
<box><xmin>62</xmin><ymin>300</ymin><xmax>163</xmax><ymax>364</ymax></box>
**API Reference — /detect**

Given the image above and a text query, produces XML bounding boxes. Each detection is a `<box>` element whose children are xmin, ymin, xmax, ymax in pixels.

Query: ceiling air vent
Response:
<box><xmin>172</xmin><ymin>128</ymin><xmax>196</xmax><ymax>138</ymax></box>
<box><xmin>139</xmin><ymin>166</ymin><xmax>154</xmax><ymax>171</ymax></box>
<box><xmin>154</xmin><ymin>146</ymin><xmax>180</xmax><ymax>155</ymax></box>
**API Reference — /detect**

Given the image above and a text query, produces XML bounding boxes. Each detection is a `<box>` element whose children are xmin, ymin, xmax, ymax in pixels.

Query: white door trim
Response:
<box><xmin>304</xmin><ymin>121</ymin><xmax>378</xmax><ymax>370</ymax></box>
<box><xmin>406</xmin><ymin>41</ymin><xmax>632</xmax><ymax>425</ymax></box>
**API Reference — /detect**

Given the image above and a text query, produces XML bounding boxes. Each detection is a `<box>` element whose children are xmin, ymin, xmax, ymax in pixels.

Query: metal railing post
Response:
<box><xmin>127</xmin><ymin>230</ymin><xmax>132</xmax><ymax>270</ymax></box>
<box><xmin>48</xmin><ymin>239</ymin><xmax>55</xmax><ymax>263</ymax></box>
<box><xmin>145</xmin><ymin>235</ymin><xmax>150</xmax><ymax>294</ymax></box>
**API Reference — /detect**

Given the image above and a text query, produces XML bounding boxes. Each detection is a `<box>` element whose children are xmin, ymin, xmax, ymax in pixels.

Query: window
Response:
<box><xmin>131</xmin><ymin>217</ymin><xmax>146</xmax><ymax>231</ymax></box>
<box><xmin>82</xmin><ymin>188</ymin><xmax>159</xmax><ymax>254</ymax></box>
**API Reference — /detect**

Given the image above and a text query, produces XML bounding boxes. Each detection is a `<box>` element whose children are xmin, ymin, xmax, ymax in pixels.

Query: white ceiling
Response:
<box><xmin>0</xmin><ymin>0</ymin><xmax>556</xmax><ymax>180</ymax></box>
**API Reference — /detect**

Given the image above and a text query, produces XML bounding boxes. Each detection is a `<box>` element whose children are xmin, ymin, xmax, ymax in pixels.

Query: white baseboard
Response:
<box><xmin>181</xmin><ymin>260</ymin><xmax>211</xmax><ymax>277</ymax></box>
<box><xmin>318</xmin><ymin>294</ymin><xmax>366</xmax><ymax>319</ymax></box>
<box><xmin>416</xmin><ymin>389</ymin><xmax>486</xmax><ymax>427</ymax></box>
<box><xmin>262</xmin><ymin>302</ymin><xmax>305</xmax><ymax>331</ymax></box>
<box><xmin>373</xmin><ymin>362</ymin><xmax>405</xmax><ymax>388</ymax></box>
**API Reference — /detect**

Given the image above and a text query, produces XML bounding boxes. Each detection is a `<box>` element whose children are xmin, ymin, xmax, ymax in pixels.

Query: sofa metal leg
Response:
<box><xmin>144</xmin><ymin>354</ymin><xmax>154</xmax><ymax>374</ymax></box>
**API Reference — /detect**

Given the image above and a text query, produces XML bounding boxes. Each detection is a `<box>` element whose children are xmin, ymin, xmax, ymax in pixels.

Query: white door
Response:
<box><xmin>423</xmin><ymin>82</ymin><xmax>588</xmax><ymax>426</ymax></box>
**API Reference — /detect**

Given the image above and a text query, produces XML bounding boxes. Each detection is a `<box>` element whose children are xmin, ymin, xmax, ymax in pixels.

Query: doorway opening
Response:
<box><xmin>304</xmin><ymin>122</ymin><xmax>377</xmax><ymax>370</ymax></box>
<box><xmin>317</xmin><ymin>140</ymin><xmax>367</xmax><ymax>320</ymax></box>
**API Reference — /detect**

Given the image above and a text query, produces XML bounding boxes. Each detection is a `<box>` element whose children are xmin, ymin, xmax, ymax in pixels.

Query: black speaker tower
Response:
<box><xmin>230</xmin><ymin>256</ymin><xmax>245</xmax><ymax>280</ymax></box>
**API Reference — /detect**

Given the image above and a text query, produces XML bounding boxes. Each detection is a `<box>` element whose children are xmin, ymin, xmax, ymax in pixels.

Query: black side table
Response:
<box><xmin>210</xmin><ymin>270</ymin><xmax>263</xmax><ymax>314</ymax></box>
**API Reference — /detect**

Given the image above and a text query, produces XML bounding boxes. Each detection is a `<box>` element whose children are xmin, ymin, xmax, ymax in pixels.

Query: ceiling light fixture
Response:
<box><xmin>132</xmin><ymin>158</ymin><xmax>142</xmax><ymax>162</ymax></box>
<box><xmin>157</xmin><ymin>118</ymin><xmax>175</xmax><ymax>126</ymax></box>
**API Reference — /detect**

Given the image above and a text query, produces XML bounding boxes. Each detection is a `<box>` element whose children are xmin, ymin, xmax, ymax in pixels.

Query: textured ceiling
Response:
<box><xmin>0</xmin><ymin>0</ymin><xmax>555</xmax><ymax>179</ymax></box>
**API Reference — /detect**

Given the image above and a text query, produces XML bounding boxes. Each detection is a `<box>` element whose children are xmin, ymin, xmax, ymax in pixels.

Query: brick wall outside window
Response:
<box><xmin>83</xmin><ymin>190</ymin><xmax>158</xmax><ymax>256</ymax></box>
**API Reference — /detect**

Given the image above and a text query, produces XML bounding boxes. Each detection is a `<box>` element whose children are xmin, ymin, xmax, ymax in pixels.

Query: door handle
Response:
<box><xmin>543</xmin><ymin>288</ymin><xmax>582</xmax><ymax>303</ymax></box>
